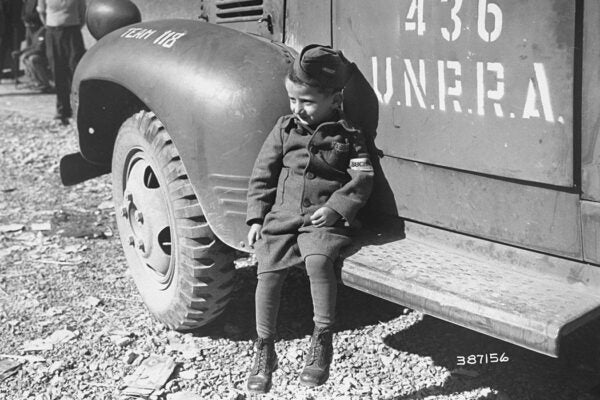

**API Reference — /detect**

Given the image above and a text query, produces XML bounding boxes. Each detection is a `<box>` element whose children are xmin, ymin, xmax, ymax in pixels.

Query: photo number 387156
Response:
<box><xmin>456</xmin><ymin>352</ymin><xmax>510</xmax><ymax>366</ymax></box>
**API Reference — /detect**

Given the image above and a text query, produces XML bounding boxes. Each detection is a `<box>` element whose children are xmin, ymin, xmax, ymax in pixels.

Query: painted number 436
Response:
<box><xmin>406</xmin><ymin>0</ymin><xmax>503</xmax><ymax>43</ymax></box>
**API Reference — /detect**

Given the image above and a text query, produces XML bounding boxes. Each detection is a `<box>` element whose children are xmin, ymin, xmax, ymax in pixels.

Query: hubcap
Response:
<box><xmin>121</xmin><ymin>155</ymin><xmax>172</xmax><ymax>279</ymax></box>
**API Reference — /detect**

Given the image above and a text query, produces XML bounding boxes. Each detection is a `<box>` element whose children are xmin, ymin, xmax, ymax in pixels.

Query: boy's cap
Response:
<box><xmin>292</xmin><ymin>44</ymin><xmax>353</xmax><ymax>90</ymax></box>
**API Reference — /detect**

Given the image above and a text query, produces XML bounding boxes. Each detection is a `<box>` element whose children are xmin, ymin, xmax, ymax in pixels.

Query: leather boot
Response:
<box><xmin>246</xmin><ymin>337</ymin><xmax>278</xmax><ymax>393</ymax></box>
<box><xmin>299</xmin><ymin>326</ymin><xmax>333</xmax><ymax>387</ymax></box>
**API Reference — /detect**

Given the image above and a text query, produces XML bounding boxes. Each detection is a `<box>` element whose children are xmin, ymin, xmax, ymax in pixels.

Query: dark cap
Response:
<box><xmin>292</xmin><ymin>44</ymin><xmax>353</xmax><ymax>90</ymax></box>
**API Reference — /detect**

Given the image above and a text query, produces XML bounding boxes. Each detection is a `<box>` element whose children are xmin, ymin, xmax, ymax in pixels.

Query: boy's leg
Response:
<box><xmin>300</xmin><ymin>254</ymin><xmax>336</xmax><ymax>387</ymax></box>
<box><xmin>304</xmin><ymin>254</ymin><xmax>337</xmax><ymax>328</ymax></box>
<box><xmin>255</xmin><ymin>268</ymin><xmax>288</xmax><ymax>338</ymax></box>
<box><xmin>247</xmin><ymin>268</ymin><xmax>288</xmax><ymax>394</ymax></box>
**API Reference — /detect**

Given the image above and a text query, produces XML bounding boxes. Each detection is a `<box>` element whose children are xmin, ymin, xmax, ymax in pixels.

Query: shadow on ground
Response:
<box><xmin>384</xmin><ymin>316</ymin><xmax>600</xmax><ymax>400</ymax></box>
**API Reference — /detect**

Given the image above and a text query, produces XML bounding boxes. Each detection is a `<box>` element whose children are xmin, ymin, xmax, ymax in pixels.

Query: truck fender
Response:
<box><xmin>71</xmin><ymin>19</ymin><xmax>293</xmax><ymax>250</ymax></box>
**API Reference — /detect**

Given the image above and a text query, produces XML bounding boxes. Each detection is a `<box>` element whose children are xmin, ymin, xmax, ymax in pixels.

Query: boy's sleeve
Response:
<box><xmin>246</xmin><ymin>117</ymin><xmax>285</xmax><ymax>225</ymax></box>
<box><xmin>324</xmin><ymin>130</ymin><xmax>374</xmax><ymax>224</ymax></box>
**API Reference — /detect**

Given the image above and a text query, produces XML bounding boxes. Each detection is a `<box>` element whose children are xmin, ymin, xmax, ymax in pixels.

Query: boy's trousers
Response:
<box><xmin>256</xmin><ymin>254</ymin><xmax>337</xmax><ymax>339</ymax></box>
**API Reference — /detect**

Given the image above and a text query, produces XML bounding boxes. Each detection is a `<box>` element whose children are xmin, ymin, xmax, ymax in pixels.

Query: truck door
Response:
<box><xmin>333</xmin><ymin>0</ymin><xmax>582</xmax><ymax>259</ymax></box>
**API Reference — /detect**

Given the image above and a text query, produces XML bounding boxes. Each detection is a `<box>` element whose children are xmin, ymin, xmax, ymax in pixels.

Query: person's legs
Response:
<box><xmin>247</xmin><ymin>268</ymin><xmax>288</xmax><ymax>394</ymax></box>
<box><xmin>66</xmin><ymin>27</ymin><xmax>85</xmax><ymax>73</ymax></box>
<box><xmin>26</xmin><ymin>53</ymin><xmax>52</xmax><ymax>89</ymax></box>
<box><xmin>255</xmin><ymin>268</ymin><xmax>288</xmax><ymax>339</ymax></box>
<box><xmin>46</xmin><ymin>27</ymin><xmax>70</xmax><ymax>119</ymax></box>
<box><xmin>22</xmin><ymin>54</ymin><xmax>34</xmax><ymax>82</ymax></box>
<box><xmin>305</xmin><ymin>254</ymin><xmax>337</xmax><ymax>328</ymax></box>
<box><xmin>300</xmin><ymin>254</ymin><xmax>337</xmax><ymax>387</ymax></box>
<box><xmin>47</xmin><ymin>27</ymin><xmax>72</xmax><ymax>120</ymax></box>
<box><xmin>0</xmin><ymin>35</ymin><xmax>9</xmax><ymax>79</ymax></box>
<box><xmin>58</xmin><ymin>26</ymin><xmax>85</xmax><ymax>115</ymax></box>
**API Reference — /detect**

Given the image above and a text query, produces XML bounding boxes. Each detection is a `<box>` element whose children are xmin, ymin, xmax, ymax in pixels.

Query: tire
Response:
<box><xmin>111</xmin><ymin>110</ymin><xmax>235</xmax><ymax>330</ymax></box>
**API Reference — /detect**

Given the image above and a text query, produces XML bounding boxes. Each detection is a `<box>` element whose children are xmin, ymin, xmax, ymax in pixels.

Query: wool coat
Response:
<box><xmin>246</xmin><ymin>114</ymin><xmax>374</xmax><ymax>273</ymax></box>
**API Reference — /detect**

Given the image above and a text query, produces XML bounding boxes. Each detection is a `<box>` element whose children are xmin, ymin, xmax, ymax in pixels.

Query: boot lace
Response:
<box><xmin>251</xmin><ymin>339</ymin><xmax>271</xmax><ymax>374</ymax></box>
<box><xmin>306</xmin><ymin>329</ymin><xmax>331</xmax><ymax>367</ymax></box>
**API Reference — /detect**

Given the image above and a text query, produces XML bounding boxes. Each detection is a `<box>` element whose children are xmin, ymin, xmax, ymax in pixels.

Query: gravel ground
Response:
<box><xmin>1</xmin><ymin>111</ymin><xmax>600</xmax><ymax>400</ymax></box>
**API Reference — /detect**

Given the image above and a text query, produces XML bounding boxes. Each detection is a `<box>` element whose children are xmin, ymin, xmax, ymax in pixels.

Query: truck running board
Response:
<box><xmin>340</xmin><ymin>221</ymin><xmax>600</xmax><ymax>357</ymax></box>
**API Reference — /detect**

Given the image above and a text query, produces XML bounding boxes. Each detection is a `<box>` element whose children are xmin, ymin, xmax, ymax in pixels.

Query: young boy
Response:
<box><xmin>245</xmin><ymin>44</ymin><xmax>374</xmax><ymax>393</ymax></box>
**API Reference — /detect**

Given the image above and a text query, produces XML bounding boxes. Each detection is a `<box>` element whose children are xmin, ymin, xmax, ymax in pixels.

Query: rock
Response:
<box><xmin>63</xmin><ymin>244</ymin><xmax>81</xmax><ymax>254</ymax></box>
<box><xmin>167</xmin><ymin>392</ymin><xmax>203</xmax><ymax>400</ymax></box>
<box><xmin>123</xmin><ymin>351</ymin><xmax>139</xmax><ymax>365</ymax></box>
<box><xmin>48</xmin><ymin>361</ymin><xmax>65</xmax><ymax>375</ymax></box>
<box><xmin>81</xmin><ymin>296</ymin><xmax>102</xmax><ymax>308</ymax></box>
<box><xmin>30</xmin><ymin>222</ymin><xmax>51</xmax><ymax>231</ymax></box>
<box><xmin>164</xmin><ymin>380</ymin><xmax>179</xmax><ymax>391</ymax></box>
<box><xmin>122</xmin><ymin>355</ymin><xmax>176</xmax><ymax>396</ymax></box>
<box><xmin>110</xmin><ymin>335</ymin><xmax>132</xmax><ymax>347</ymax></box>
<box><xmin>380</xmin><ymin>354</ymin><xmax>396</xmax><ymax>367</ymax></box>
<box><xmin>43</xmin><ymin>307</ymin><xmax>66</xmax><ymax>317</ymax></box>
<box><xmin>0</xmin><ymin>224</ymin><xmax>24</xmax><ymax>233</ymax></box>
<box><xmin>165</xmin><ymin>341</ymin><xmax>199</xmax><ymax>360</ymax></box>
<box><xmin>0</xmin><ymin>359</ymin><xmax>23</xmax><ymax>382</ymax></box>
<box><xmin>178</xmin><ymin>369</ymin><xmax>197</xmax><ymax>380</ymax></box>
<box><xmin>97</xmin><ymin>201</ymin><xmax>113</xmax><ymax>210</ymax></box>
<box><xmin>22</xmin><ymin>338</ymin><xmax>54</xmax><ymax>352</ymax></box>
<box><xmin>47</xmin><ymin>329</ymin><xmax>78</xmax><ymax>345</ymax></box>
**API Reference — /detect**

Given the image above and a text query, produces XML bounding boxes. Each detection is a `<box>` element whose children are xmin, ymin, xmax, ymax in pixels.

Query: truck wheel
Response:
<box><xmin>111</xmin><ymin>110</ymin><xmax>235</xmax><ymax>330</ymax></box>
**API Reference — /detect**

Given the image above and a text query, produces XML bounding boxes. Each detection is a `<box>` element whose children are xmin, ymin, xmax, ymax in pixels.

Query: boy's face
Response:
<box><xmin>285</xmin><ymin>78</ymin><xmax>342</xmax><ymax>127</ymax></box>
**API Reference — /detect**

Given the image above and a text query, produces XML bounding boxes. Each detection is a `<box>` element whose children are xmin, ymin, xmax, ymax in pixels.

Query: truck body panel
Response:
<box><xmin>73</xmin><ymin>19</ymin><xmax>292</xmax><ymax>250</ymax></box>
<box><xmin>334</xmin><ymin>0</ymin><xmax>576</xmax><ymax>187</ymax></box>
<box><xmin>582</xmin><ymin>0</ymin><xmax>600</xmax><ymax>201</ymax></box>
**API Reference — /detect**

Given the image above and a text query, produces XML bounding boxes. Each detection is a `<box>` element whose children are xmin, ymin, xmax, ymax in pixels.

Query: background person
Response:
<box><xmin>22</xmin><ymin>0</ymin><xmax>42</xmax><ymax>47</ymax></box>
<box><xmin>0</xmin><ymin>0</ymin><xmax>24</xmax><ymax>81</ymax></box>
<box><xmin>13</xmin><ymin>26</ymin><xmax>53</xmax><ymax>92</ymax></box>
<box><xmin>37</xmin><ymin>0</ymin><xmax>86</xmax><ymax>124</ymax></box>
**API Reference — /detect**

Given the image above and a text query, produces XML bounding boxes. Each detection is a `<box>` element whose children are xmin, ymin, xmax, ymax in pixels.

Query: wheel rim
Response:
<box><xmin>120</xmin><ymin>150</ymin><xmax>174</xmax><ymax>287</ymax></box>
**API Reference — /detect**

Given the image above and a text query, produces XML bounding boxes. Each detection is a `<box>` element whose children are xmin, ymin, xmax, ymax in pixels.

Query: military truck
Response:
<box><xmin>60</xmin><ymin>0</ymin><xmax>600</xmax><ymax>361</ymax></box>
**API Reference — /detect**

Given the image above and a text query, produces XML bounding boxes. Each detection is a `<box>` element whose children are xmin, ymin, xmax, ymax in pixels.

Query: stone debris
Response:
<box><xmin>0</xmin><ymin>224</ymin><xmax>24</xmax><ymax>233</ymax></box>
<box><xmin>0</xmin><ymin>359</ymin><xmax>22</xmax><ymax>382</ymax></box>
<box><xmin>165</xmin><ymin>341</ymin><xmax>200</xmax><ymax>360</ymax></box>
<box><xmin>30</xmin><ymin>222</ymin><xmax>52</xmax><ymax>231</ymax></box>
<box><xmin>97</xmin><ymin>201</ymin><xmax>114</xmax><ymax>210</ymax></box>
<box><xmin>178</xmin><ymin>370</ymin><xmax>197</xmax><ymax>380</ymax></box>
<box><xmin>81</xmin><ymin>296</ymin><xmax>103</xmax><ymax>308</ymax></box>
<box><xmin>166</xmin><ymin>392</ymin><xmax>203</xmax><ymax>400</ymax></box>
<box><xmin>122</xmin><ymin>355</ymin><xmax>176</xmax><ymax>397</ymax></box>
<box><xmin>22</xmin><ymin>329</ymin><xmax>78</xmax><ymax>352</ymax></box>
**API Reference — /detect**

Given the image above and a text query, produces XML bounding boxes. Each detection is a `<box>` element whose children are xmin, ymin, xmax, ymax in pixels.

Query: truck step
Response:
<box><xmin>340</xmin><ymin>221</ymin><xmax>600</xmax><ymax>357</ymax></box>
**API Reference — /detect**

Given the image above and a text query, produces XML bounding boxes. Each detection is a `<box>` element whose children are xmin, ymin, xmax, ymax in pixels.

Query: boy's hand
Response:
<box><xmin>310</xmin><ymin>207</ymin><xmax>341</xmax><ymax>227</ymax></box>
<box><xmin>247</xmin><ymin>223</ymin><xmax>263</xmax><ymax>248</ymax></box>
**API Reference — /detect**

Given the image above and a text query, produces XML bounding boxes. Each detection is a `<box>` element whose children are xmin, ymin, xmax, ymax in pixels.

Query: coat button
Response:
<box><xmin>306</xmin><ymin>172</ymin><xmax>315</xmax><ymax>180</ymax></box>
<box><xmin>302</xmin><ymin>198</ymin><xmax>312</xmax><ymax>207</ymax></box>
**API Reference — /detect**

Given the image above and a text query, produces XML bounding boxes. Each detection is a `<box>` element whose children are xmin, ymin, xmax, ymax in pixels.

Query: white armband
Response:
<box><xmin>349</xmin><ymin>158</ymin><xmax>373</xmax><ymax>171</ymax></box>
